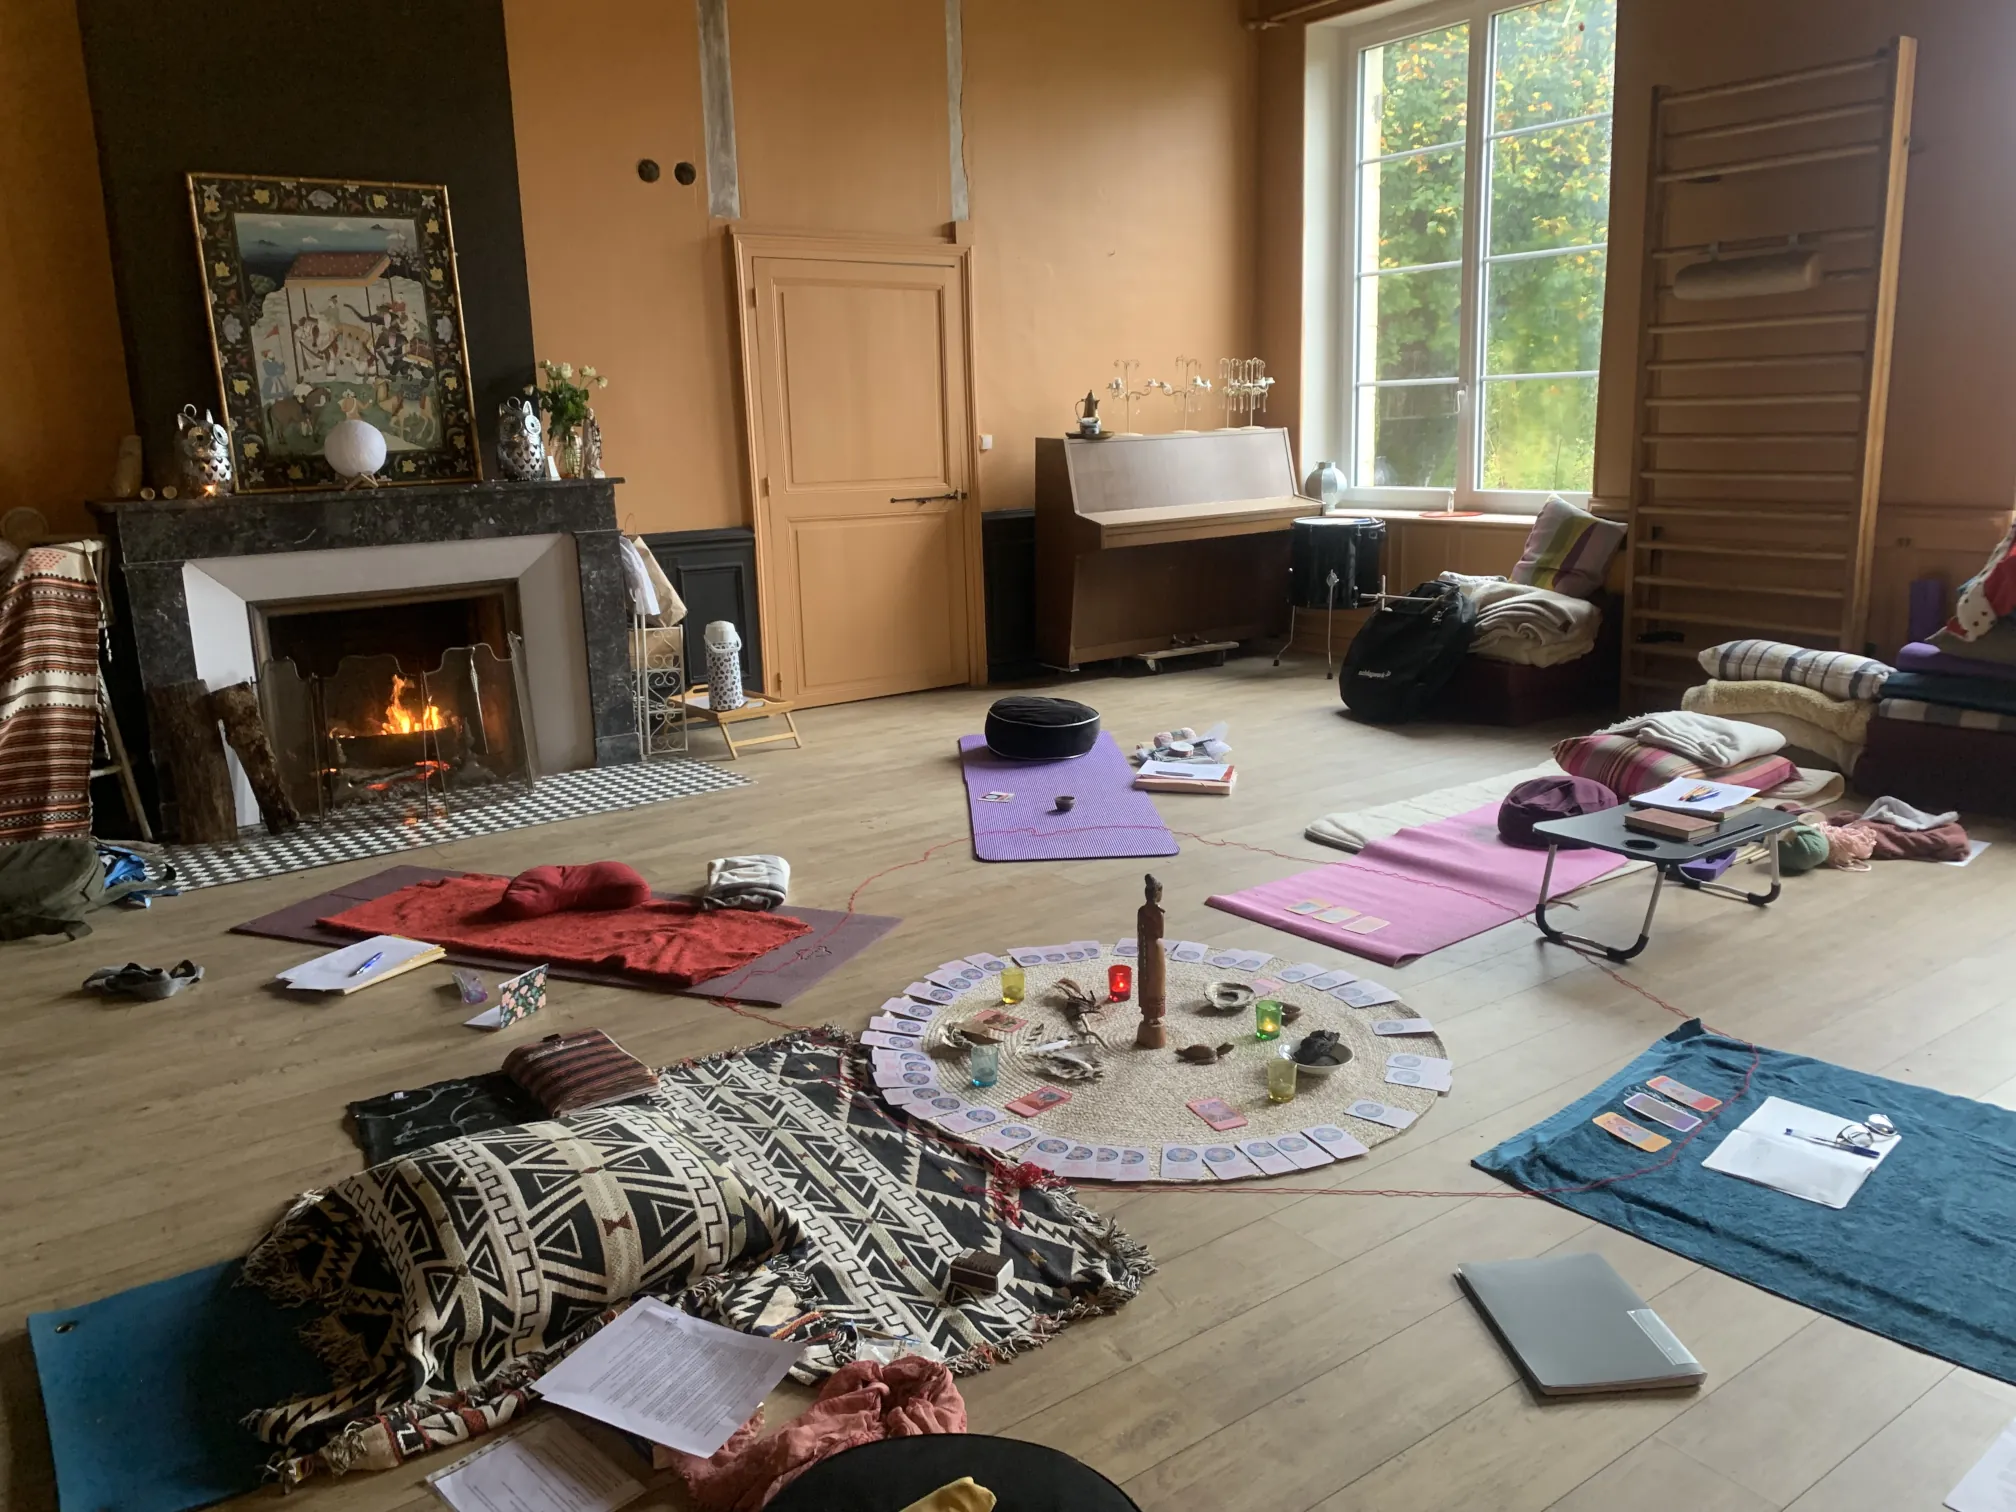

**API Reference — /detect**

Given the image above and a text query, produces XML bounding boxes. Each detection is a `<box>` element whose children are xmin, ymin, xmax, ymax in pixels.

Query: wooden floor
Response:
<box><xmin>3</xmin><ymin>656</ymin><xmax>2010</xmax><ymax>1512</ymax></box>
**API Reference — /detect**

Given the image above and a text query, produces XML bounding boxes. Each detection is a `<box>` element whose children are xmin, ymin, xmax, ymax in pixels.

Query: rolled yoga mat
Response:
<box><xmin>957</xmin><ymin>731</ymin><xmax>1178</xmax><ymax>861</ymax></box>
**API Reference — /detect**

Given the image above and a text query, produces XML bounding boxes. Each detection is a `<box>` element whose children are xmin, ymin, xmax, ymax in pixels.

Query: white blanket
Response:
<box><xmin>1600</xmin><ymin>709</ymin><xmax>1786</xmax><ymax>768</ymax></box>
<box><xmin>1440</xmin><ymin>575</ymin><xmax>1601</xmax><ymax>666</ymax></box>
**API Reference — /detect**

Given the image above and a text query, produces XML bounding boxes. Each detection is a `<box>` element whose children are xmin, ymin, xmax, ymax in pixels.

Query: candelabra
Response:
<box><xmin>1106</xmin><ymin>358</ymin><xmax>1161</xmax><ymax>434</ymax></box>
<box><xmin>1217</xmin><ymin>358</ymin><xmax>1276</xmax><ymax>428</ymax></box>
<box><xmin>1170</xmin><ymin>356</ymin><xmax>1212</xmax><ymax>430</ymax></box>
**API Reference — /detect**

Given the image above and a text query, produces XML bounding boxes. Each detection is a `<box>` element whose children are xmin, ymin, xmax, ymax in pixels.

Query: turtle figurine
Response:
<box><xmin>1175</xmin><ymin>1043</ymin><xmax>1235</xmax><ymax>1064</ymax></box>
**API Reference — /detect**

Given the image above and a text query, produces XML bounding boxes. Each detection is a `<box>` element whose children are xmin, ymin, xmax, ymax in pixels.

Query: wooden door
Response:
<box><xmin>736</xmin><ymin>237</ymin><xmax>980</xmax><ymax>707</ymax></box>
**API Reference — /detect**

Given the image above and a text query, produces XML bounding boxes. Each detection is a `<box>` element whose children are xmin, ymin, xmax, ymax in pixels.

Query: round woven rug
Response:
<box><xmin>887</xmin><ymin>946</ymin><xmax>1446</xmax><ymax>1163</ymax></box>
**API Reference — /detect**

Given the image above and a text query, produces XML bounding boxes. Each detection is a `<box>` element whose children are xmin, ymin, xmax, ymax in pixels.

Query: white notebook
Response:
<box><xmin>278</xmin><ymin>935</ymin><xmax>444</xmax><ymax>994</ymax></box>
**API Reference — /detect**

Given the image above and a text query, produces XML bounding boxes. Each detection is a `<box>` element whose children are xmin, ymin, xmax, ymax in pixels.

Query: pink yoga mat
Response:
<box><xmin>958</xmin><ymin>732</ymin><xmax>1179</xmax><ymax>861</ymax></box>
<box><xmin>1207</xmin><ymin>804</ymin><xmax>1628</xmax><ymax>966</ymax></box>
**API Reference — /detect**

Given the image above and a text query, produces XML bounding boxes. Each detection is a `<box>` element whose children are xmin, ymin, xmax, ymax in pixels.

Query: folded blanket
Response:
<box><xmin>1682</xmin><ymin>679</ymin><xmax>1869</xmax><ymax>770</ymax></box>
<box><xmin>703</xmin><ymin>853</ymin><xmax>790</xmax><ymax>911</ymax></box>
<box><xmin>1895</xmin><ymin>640</ymin><xmax>2016</xmax><ymax>684</ymax></box>
<box><xmin>1441</xmin><ymin>575</ymin><xmax>1601</xmax><ymax>666</ymax></box>
<box><xmin>1599</xmin><ymin>709</ymin><xmax>1785</xmax><ymax>767</ymax></box>
<box><xmin>1879</xmin><ymin>670</ymin><xmax>2016</xmax><ymax>720</ymax></box>
<box><xmin>1861</xmin><ymin>795</ymin><xmax>1958</xmax><ymax>831</ymax></box>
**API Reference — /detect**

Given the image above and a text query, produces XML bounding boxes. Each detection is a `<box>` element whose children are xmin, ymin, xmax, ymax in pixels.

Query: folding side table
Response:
<box><xmin>1530</xmin><ymin>803</ymin><xmax>1803</xmax><ymax>963</ymax></box>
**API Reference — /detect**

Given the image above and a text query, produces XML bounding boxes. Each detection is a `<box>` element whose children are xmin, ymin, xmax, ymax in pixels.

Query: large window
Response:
<box><xmin>1341</xmin><ymin>0</ymin><xmax>1615</xmax><ymax>506</ymax></box>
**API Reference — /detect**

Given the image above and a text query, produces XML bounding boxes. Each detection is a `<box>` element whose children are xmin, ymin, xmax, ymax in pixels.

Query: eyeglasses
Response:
<box><xmin>1782</xmin><ymin>1112</ymin><xmax>1895</xmax><ymax>1157</ymax></box>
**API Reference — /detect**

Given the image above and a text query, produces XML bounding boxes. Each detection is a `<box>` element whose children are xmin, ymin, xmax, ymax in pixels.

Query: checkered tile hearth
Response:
<box><xmin>162</xmin><ymin>760</ymin><xmax>750</xmax><ymax>889</ymax></box>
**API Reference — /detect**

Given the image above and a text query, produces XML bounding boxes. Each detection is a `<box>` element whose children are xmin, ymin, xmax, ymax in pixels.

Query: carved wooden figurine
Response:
<box><xmin>1135</xmin><ymin>873</ymin><xmax>1167</xmax><ymax>1049</ymax></box>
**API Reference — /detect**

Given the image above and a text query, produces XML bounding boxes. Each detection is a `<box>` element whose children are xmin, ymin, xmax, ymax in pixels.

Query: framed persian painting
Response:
<box><xmin>187</xmin><ymin>172</ymin><xmax>482</xmax><ymax>490</ymax></box>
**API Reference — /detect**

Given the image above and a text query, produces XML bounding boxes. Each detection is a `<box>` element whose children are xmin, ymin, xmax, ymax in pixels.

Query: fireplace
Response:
<box><xmin>254</xmin><ymin>586</ymin><xmax>537</xmax><ymax>818</ymax></box>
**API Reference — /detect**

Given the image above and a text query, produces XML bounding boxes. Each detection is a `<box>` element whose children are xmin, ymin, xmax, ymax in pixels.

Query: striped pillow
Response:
<box><xmin>1509</xmin><ymin>495</ymin><xmax>1626</xmax><ymax>599</ymax></box>
<box><xmin>504</xmin><ymin>1029</ymin><xmax>657</xmax><ymax>1116</ymax></box>
<box><xmin>1696</xmin><ymin>640</ymin><xmax>1892</xmax><ymax>702</ymax></box>
<box><xmin>1552</xmin><ymin>737</ymin><xmax>1800</xmax><ymax>799</ymax></box>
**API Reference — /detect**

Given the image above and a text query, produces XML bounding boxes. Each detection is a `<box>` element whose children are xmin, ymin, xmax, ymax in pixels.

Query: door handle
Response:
<box><xmin>889</xmin><ymin>490</ymin><xmax>966</xmax><ymax>504</ymax></box>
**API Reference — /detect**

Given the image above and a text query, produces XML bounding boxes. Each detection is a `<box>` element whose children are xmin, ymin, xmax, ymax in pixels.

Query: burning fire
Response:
<box><xmin>382</xmin><ymin>673</ymin><xmax>447</xmax><ymax>735</ymax></box>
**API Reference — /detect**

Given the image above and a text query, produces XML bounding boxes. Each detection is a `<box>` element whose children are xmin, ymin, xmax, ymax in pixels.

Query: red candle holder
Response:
<box><xmin>1108</xmin><ymin>962</ymin><xmax>1133</xmax><ymax>1002</ymax></box>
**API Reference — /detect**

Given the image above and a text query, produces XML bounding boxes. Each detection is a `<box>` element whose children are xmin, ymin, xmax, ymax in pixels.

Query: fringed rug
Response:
<box><xmin>654</xmin><ymin>1029</ymin><xmax>1154</xmax><ymax>1378</ymax></box>
<box><xmin>162</xmin><ymin>760</ymin><xmax>750</xmax><ymax>888</ymax></box>
<box><xmin>0</xmin><ymin>545</ymin><xmax>102</xmax><ymax>843</ymax></box>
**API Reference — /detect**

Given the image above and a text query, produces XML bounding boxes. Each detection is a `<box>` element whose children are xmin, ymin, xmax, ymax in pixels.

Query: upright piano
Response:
<box><xmin>1034</xmin><ymin>428</ymin><xmax>1307</xmax><ymax>668</ymax></box>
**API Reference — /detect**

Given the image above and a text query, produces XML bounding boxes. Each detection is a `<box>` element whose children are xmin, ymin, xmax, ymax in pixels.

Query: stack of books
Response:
<box><xmin>1133</xmin><ymin>758</ymin><xmax>1236</xmax><ymax>796</ymax></box>
<box><xmin>1623</xmin><ymin>778</ymin><xmax>1759</xmax><ymax>844</ymax></box>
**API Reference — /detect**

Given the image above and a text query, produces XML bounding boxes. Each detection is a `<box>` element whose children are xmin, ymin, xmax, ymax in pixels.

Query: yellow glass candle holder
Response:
<box><xmin>1254</xmin><ymin>998</ymin><xmax>1284</xmax><ymax>1040</ymax></box>
<box><xmin>1266</xmin><ymin>1050</ymin><xmax>1298</xmax><ymax>1103</ymax></box>
<box><xmin>1000</xmin><ymin>965</ymin><xmax>1026</xmax><ymax>1005</ymax></box>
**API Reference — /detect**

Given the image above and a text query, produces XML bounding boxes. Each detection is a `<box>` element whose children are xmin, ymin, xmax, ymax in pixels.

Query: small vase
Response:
<box><xmin>553</xmin><ymin>427</ymin><xmax>584</xmax><ymax>480</ymax></box>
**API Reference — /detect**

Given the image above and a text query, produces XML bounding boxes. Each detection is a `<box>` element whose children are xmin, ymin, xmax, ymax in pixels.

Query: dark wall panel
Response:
<box><xmin>75</xmin><ymin>0</ymin><xmax>534</xmax><ymax>485</ymax></box>
<box><xmin>644</xmin><ymin>527</ymin><xmax>763</xmax><ymax>686</ymax></box>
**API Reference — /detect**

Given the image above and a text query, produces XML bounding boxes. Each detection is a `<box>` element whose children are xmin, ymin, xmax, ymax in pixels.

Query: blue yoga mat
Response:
<box><xmin>29</xmin><ymin>1260</ymin><xmax>328</xmax><ymax>1512</ymax></box>
<box><xmin>1476</xmin><ymin>1019</ymin><xmax>2016</xmax><ymax>1385</ymax></box>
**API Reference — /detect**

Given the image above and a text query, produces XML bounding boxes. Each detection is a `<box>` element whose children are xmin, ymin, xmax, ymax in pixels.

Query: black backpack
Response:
<box><xmin>1338</xmin><ymin>580</ymin><xmax>1477</xmax><ymax>724</ymax></box>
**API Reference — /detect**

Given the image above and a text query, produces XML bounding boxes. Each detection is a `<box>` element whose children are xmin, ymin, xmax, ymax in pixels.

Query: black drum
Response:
<box><xmin>1289</xmin><ymin>515</ymin><xmax>1385</xmax><ymax>610</ymax></box>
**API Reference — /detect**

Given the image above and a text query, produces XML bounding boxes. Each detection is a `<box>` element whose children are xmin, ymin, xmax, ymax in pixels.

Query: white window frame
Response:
<box><xmin>1304</xmin><ymin>0</ymin><xmax>1612</xmax><ymax>514</ymax></box>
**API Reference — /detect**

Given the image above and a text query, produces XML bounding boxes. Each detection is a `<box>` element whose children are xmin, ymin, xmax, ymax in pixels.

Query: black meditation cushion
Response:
<box><xmin>984</xmin><ymin>695</ymin><xmax>1101</xmax><ymax>760</ymax></box>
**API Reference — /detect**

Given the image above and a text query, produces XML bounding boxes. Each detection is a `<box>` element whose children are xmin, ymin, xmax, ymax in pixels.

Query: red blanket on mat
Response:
<box><xmin>318</xmin><ymin>873</ymin><xmax>813</xmax><ymax>988</ymax></box>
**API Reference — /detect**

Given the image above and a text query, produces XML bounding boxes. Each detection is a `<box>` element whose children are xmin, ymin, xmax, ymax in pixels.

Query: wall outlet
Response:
<box><xmin>978</xmin><ymin>433</ymin><xmax>993</xmax><ymax>451</ymax></box>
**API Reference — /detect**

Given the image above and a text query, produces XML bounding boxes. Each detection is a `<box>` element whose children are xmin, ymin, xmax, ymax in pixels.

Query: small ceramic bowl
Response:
<box><xmin>1205</xmin><ymin>981</ymin><xmax>1256</xmax><ymax>1012</ymax></box>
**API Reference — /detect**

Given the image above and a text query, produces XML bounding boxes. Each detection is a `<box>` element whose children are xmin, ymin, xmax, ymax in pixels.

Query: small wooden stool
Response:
<box><xmin>680</xmin><ymin>685</ymin><xmax>804</xmax><ymax>759</ymax></box>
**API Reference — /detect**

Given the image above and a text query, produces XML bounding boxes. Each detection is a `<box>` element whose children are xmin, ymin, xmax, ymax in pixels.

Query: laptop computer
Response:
<box><xmin>1456</xmin><ymin>1252</ymin><xmax>1704</xmax><ymax>1395</ymax></box>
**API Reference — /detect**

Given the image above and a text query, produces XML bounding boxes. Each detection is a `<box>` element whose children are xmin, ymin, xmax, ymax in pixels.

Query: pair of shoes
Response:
<box><xmin>82</xmin><ymin>960</ymin><xmax>204</xmax><ymax>1001</ymax></box>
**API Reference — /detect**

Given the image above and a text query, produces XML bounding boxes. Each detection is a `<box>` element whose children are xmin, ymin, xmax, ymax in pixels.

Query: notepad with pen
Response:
<box><xmin>277</xmin><ymin>935</ymin><xmax>444</xmax><ymax>994</ymax></box>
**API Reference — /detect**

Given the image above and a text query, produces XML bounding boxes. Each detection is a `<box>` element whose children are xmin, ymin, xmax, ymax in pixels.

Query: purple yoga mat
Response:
<box><xmin>958</xmin><ymin>732</ymin><xmax>1179</xmax><ymax>862</ymax></box>
<box><xmin>1207</xmin><ymin>803</ymin><xmax>1627</xmax><ymax>966</ymax></box>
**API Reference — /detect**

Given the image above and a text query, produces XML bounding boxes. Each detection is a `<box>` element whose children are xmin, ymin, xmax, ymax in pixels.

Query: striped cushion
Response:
<box><xmin>1552</xmin><ymin>735</ymin><xmax>1799</xmax><ymax>799</ymax></box>
<box><xmin>1509</xmin><ymin>495</ymin><xmax>1626</xmax><ymax>599</ymax></box>
<box><xmin>1697</xmin><ymin>640</ymin><xmax>1892</xmax><ymax>701</ymax></box>
<box><xmin>504</xmin><ymin>1029</ymin><xmax>657</xmax><ymax>1116</ymax></box>
<box><xmin>1879</xmin><ymin>697</ymin><xmax>2016</xmax><ymax>735</ymax></box>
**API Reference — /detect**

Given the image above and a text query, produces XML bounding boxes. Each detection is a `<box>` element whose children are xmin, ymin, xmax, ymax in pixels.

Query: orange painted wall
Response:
<box><xmin>504</xmin><ymin>0</ymin><xmax>1258</xmax><ymax>532</ymax></box>
<box><xmin>0</xmin><ymin>0</ymin><xmax>133</xmax><ymax>534</ymax></box>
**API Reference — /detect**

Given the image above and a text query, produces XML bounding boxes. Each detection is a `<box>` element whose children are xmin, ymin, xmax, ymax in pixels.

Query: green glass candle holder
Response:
<box><xmin>1254</xmin><ymin>998</ymin><xmax>1284</xmax><ymax>1040</ymax></box>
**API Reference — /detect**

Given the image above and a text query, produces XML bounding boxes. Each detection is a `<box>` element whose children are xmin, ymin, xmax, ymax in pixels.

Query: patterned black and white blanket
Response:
<box><xmin>654</xmin><ymin>1029</ymin><xmax>1154</xmax><ymax>1378</ymax></box>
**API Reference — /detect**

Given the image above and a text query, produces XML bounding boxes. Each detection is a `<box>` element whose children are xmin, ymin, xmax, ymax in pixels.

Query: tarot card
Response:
<box><xmin>1345</xmin><ymin>1099</ymin><xmax>1417</xmax><ymax>1131</ymax></box>
<box><xmin>971</xmin><ymin>1121</ymin><xmax>1039</xmax><ymax>1153</ymax></box>
<box><xmin>1371</xmin><ymin>1017</ymin><xmax>1434</xmax><ymax>1036</ymax></box>
<box><xmin>1270</xmin><ymin>1132</ymin><xmax>1335</xmax><ymax>1171</ymax></box>
<box><xmin>1647</xmin><ymin>1075</ymin><xmax>1723</xmax><ymax>1113</ymax></box>
<box><xmin>1025</xmin><ymin>1136</ymin><xmax>1073</xmax><ymax>1171</ymax></box>
<box><xmin>978</xmin><ymin>791</ymin><xmax>1015</xmax><ymax>802</ymax></box>
<box><xmin>861</xmin><ymin>1030</ymin><xmax>925</xmax><ymax>1052</ymax></box>
<box><xmin>1201</xmin><ymin>1144</ymin><xmax>1263</xmax><ymax>1180</ymax></box>
<box><xmin>948</xmin><ymin>1104</ymin><xmax>1008</xmax><ymax>1134</ymax></box>
<box><xmin>1160</xmin><ymin>1144</ymin><xmax>1211</xmax><ymax>1181</ymax></box>
<box><xmin>1624</xmin><ymin>1091</ymin><xmax>1703</xmax><ymax>1133</ymax></box>
<box><xmin>465</xmin><ymin>963</ymin><xmax>547</xmax><ymax>1029</ymax></box>
<box><xmin>1112</xmin><ymin>937</ymin><xmax>1139</xmax><ymax>958</ymax></box>
<box><xmin>1275</xmin><ymin>962</ymin><xmax>1327</xmax><ymax>984</ymax></box>
<box><xmin>1306</xmin><ymin>968</ymin><xmax>1357</xmax><ymax>992</ymax></box>
<box><xmin>965</xmin><ymin>1007</ymin><xmax>1028</xmax><ymax>1035</ymax></box>
<box><xmin>1238</xmin><ymin>1138</ymin><xmax>1297</xmax><ymax>1177</ymax></box>
<box><xmin>1186</xmin><ymin>1096</ymin><xmax>1248</xmax><ymax>1132</ymax></box>
<box><xmin>915</xmin><ymin>1093</ymin><xmax>973</xmax><ymax>1126</ymax></box>
<box><xmin>1333</xmin><ymin>980</ymin><xmax>1401</xmax><ymax>1009</ymax></box>
<box><xmin>1285</xmin><ymin>900</ymin><xmax>1327</xmax><ymax>916</ymax></box>
<box><xmin>1342</xmin><ymin>916</ymin><xmax>1390</xmax><ymax>935</ymax></box>
<box><xmin>1058</xmin><ymin>1144</ymin><xmax>1101</xmax><ymax>1180</ymax></box>
<box><xmin>1314</xmin><ymin>906</ymin><xmax>1359</xmax><ymax>925</ymax></box>
<box><xmin>1170</xmin><ymin>940</ymin><xmax>1208</xmax><ymax>964</ymax></box>
<box><xmin>1205</xmin><ymin>947</ymin><xmax>1244</xmax><ymax>969</ymax></box>
<box><xmin>1006</xmin><ymin>945</ymin><xmax>1048</xmax><ymax>966</ymax></box>
<box><xmin>1385</xmin><ymin>1053</ymin><xmax>1453</xmax><ymax>1092</ymax></box>
<box><xmin>1090</xmin><ymin>1147</ymin><xmax>1126</xmax><ymax>1181</ymax></box>
<box><xmin>1005</xmin><ymin>1085</ymin><xmax>1072</xmax><ymax>1117</ymax></box>
<box><xmin>964</xmin><ymin>952</ymin><xmax>1012</xmax><ymax>974</ymax></box>
<box><xmin>878</xmin><ymin>1072</ymin><xmax>940</xmax><ymax>1098</ymax></box>
<box><xmin>905</xmin><ymin>981</ymin><xmax>957</xmax><ymax>1006</ymax></box>
<box><xmin>880</xmin><ymin>996</ymin><xmax>939</xmax><ymax>1022</ymax></box>
<box><xmin>868</xmin><ymin>1014</ymin><xmax>921</xmax><ymax>1035</ymax></box>
<box><xmin>1115</xmin><ymin>1147</ymin><xmax>1153</xmax><ymax>1179</ymax></box>
<box><xmin>1066</xmin><ymin>940</ymin><xmax>1104</xmax><ymax>961</ymax></box>
<box><xmin>929</xmin><ymin>961</ymin><xmax>986</xmax><ymax>992</ymax></box>
<box><xmin>1593</xmin><ymin>1111</ymin><xmax>1669</xmax><ymax>1153</ymax></box>
<box><xmin>1302</xmin><ymin>1124</ymin><xmax>1371</xmax><ymax>1161</ymax></box>
<box><xmin>1036</xmin><ymin>944</ymin><xmax>1071</xmax><ymax>964</ymax></box>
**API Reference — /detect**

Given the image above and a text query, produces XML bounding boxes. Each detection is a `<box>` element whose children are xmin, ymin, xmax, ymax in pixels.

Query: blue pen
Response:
<box><xmin>1784</xmin><ymin>1128</ymin><xmax>1880</xmax><ymax>1158</ymax></box>
<box><xmin>350</xmin><ymin>950</ymin><xmax>384</xmax><ymax>977</ymax></box>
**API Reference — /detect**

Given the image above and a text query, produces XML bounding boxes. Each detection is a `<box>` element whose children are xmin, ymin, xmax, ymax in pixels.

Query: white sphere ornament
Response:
<box><xmin>324</xmin><ymin>419</ymin><xmax>388</xmax><ymax>488</ymax></box>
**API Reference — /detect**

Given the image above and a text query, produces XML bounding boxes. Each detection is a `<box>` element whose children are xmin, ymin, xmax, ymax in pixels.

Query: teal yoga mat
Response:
<box><xmin>1476</xmin><ymin>1020</ymin><xmax>2016</xmax><ymax>1384</ymax></box>
<box><xmin>28</xmin><ymin>1260</ymin><xmax>328</xmax><ymax>1512</ymax></box>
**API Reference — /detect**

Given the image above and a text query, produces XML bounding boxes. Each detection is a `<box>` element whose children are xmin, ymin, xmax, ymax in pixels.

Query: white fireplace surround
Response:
<box><xmin>184</xmin><ymin>534</ymin><xmax>595</xmax><ymax>826</ymax></box>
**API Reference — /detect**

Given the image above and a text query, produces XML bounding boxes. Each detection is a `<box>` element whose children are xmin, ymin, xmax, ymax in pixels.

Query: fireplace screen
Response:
<box><xmin>256</xmin><ymin>593</ymin><xmax>537</xmax><ymax>818</ymax></box>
